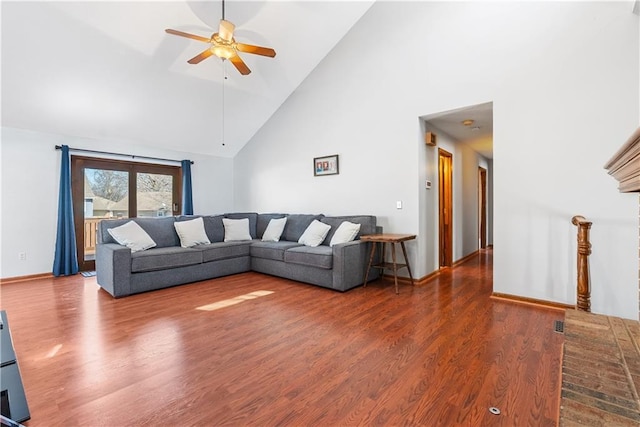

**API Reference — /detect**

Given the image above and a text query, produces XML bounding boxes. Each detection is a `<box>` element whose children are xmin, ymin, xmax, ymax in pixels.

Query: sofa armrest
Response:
<box><xmin>331</xmin><ymin>240</ymin><xmax>379</xmax><ymax>291</ymax></box>
<box><xmin>96</xmin><ymin>243</ymin><xmax>132</xmax><ymax>298</ymax></box>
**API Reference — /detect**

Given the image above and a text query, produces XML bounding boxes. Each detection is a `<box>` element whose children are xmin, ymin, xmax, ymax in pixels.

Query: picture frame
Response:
<box><xmin>313</xmin><ymin>154</ymin><xmax>339</xmax><ymax>176</ymax></box>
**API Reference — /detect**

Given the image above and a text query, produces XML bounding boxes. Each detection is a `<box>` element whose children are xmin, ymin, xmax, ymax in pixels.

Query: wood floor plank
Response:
<box><xmin>0</xmin><ymin>249</ymin><xmax>564</xmax><ymax>426</ymax></box>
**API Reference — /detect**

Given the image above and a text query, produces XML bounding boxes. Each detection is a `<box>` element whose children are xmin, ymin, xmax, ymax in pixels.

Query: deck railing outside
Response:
<box><xmin>84</xmin><ymin>217</ymin><xmax>104</xmax><ymax>257</ymax></box>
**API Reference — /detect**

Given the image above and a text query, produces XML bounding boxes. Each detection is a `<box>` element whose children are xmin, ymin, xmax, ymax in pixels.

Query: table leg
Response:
<box><xmin>400</xmin><ymin>241</ymin><xmax>415</xmax><ymax>286</ymax></box>
<box><xmin>363</xmin><ymin>241</ymin><xmax>377</xmax><ymax>287</ymax></box>
<box><xmin>391</xmin><ymin>242</ymin><xmax>399</xmax><ymax>294</ymax></box>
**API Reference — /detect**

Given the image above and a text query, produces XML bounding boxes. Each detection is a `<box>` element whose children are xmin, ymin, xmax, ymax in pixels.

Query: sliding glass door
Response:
<box><xmin>136</xmin><ymin>172</ymin><xmax>174</xmax><ymax>217</ymax></box>
<box><xmin>71</xmin><ymin>157</ymin><xmax>181</xmax><ymax>271</ymax></box>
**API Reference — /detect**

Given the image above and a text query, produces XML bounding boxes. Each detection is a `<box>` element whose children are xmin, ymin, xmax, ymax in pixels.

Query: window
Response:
<box><xmin>71</xmin><ymin>156</ymin><xmax>182</xmax><ymax>271</ymax></box>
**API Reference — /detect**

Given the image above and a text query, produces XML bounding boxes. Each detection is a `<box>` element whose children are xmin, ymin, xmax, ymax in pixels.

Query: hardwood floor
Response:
<box><xmin>0</xmin><ymin>249</ymin><xmax>564</xmax><ymax>426</ymax></box>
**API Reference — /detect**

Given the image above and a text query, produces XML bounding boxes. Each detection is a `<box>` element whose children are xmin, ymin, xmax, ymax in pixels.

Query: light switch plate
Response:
<box><xmin>396</xmin><ymin>201</ymin><xmax>402</xmax><ymax>209</ymax></box>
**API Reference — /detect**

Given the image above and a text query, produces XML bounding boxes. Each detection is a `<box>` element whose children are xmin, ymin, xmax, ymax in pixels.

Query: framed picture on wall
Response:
<box><xmin>313</xmin><ymin>154</ymin><xmax>339</xmax><ymax>176</ymax></box>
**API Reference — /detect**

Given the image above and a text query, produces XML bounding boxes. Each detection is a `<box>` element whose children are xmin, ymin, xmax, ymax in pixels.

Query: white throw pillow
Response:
<box><xmin>174</xmin><ymin>217</ymin><xmax>211</xmax><ymax>248</ymax></box>
<box><xmin>298</xmin><ymin>220</ymin><xmax>331</xmax><ymax>247</ymax></box>
<box><xmin>107</xmin><ymin>221</ymin><xmax>156</xmax><ymax>253</ymax></box>
<box><xmin>330</xmin><ymin>221</ymin><xmax>361</xmax><ymax>247</ymax></box>
<box><xmin>223</xmin><ymin>218</ymin><xmax>253</xmax><ymax>242</ymax></box>
<box><xmin>262</xmin><ymin>217</ymin><xmax>287</xmax><ymax>242</ymax></box>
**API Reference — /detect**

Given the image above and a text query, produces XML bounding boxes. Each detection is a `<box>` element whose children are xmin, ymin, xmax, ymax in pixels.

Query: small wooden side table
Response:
<box><xmin>361</xmin><ymin>233</ymin><xmax>416</xmax><ymax>294</ymax></box>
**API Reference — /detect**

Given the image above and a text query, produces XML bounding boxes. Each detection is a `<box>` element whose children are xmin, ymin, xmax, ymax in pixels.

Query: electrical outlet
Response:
<box><xmin>18</xmin><ymin>252</ymin><xmax>26</xmax><ymax>261</ymax></box>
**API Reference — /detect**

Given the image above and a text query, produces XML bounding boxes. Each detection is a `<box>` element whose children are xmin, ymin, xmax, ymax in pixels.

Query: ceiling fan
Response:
<box><xmin>165</xmin><ymin>0</ymin><xmax>276</xmax><ymax>75</ymax></box>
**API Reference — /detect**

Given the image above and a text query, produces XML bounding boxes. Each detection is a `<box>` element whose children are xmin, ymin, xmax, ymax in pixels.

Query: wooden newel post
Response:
<box><xmin>571</xmin><ymin>215</ymin><xmax>592</xmax><ymax>312</ymax></box>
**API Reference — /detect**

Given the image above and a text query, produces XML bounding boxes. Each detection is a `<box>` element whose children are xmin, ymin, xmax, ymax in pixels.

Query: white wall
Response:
<box><xmin>0</xmin><ymin>127</ymin><xmax>234</xmax><ymax>279</ymax></box>
<box><xmin>487</xmin><ymin>159</ymin><xmax>494</xmax><ymax>246</ymax></box>
<box><xmin>234</xmin><ymin>1</ymin><xmax>639</xmax><ymax>319</ymax></box>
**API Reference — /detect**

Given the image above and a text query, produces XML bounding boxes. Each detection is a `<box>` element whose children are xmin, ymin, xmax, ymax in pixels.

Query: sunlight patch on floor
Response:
<box><xmin>45</xmin><ymin>343</ymin><xmax>63</xmax><ymax>358</ymax></box>
<box><xmin>196</xmin><ymin>290</ymin><xmax>274</xmax><ymax>311</ymax></box>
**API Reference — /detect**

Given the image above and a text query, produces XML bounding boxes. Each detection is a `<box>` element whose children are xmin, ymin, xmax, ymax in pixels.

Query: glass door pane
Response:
<box><xmin>73</xmin><ymin>156</ymin><xmax>180</xmax><ymax>271</ymax></box>
<box><xmin>84</xmin><ymin>168</ymin><xmax>129</xmax><ymax>261</ymax></box>
<box><xmin>136</xmin><ymin>172</ymin><xmax>174</xmax><ymax>217</ymax></box>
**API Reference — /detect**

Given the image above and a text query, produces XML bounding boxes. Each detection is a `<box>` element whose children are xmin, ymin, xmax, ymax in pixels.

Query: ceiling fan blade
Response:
<box><xmin>188</xmin><ymin>48</ymin><xmax>214</xmax><ymax>64</ymax></box>
<box><xmin>229</xmin><ymin>53</ymin><xmax>251</xmax><ymax>75</ymax></box>
<box><xmin>235</xmin><ymin>43</ymin><xmax>276</xmax><ymax>58</ymax></box>
<box><xmin>165</xmin><ymin>29</ymin><xmax>210</xmax><ymax>43</ymax></box>
<box><xmin>218</xmin><ymin>19</ymin><xmax>235</xmax><ymax>42</ymax></box>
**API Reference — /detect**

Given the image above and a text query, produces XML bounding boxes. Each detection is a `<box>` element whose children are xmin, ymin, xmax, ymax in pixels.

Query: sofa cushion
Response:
<box><xmin>189</xmin><ymin>241</ymin><xmax>252</xmax><ymax>262</ymax></box>
<box><xmin>251</xmin><ymin>241</ymin><xmax>303</xmax><ymax>262</ymax></box>
<box><xmin>284</xmin><ymin>245</ymin><xmax>333</xmax><ymax>270</ymax></box>
<box><xmin>202</xmin><ymin>215</ymin><xmax>225</xmax><ymax>243</ymax></box>
<box><xmin>131</xmin><ymin>246</ymin><xmax>202</xmax><ymax>273</ymax></box>
<box><xmin>282</xmin><ymin>214</ymin><xmax>324</xmax><ymax>242</ymax></box>
<box><xmin>329</xmin><ymin>221</ymin><xmax>361</xmax><ymax>247</ymax></box>
<box><xmin>262</xmin><ymin>217</ymin><xmax>287</xmax><ymax>242</ymax></box>
<box><xmin>298</xmin><ymin>220</ymin><xmax>331</xmax><ymax>247</ymax></box>
<box><xmin>177</xmin><ymin>215</ymin><xmax>225</xmax><ymax>243</ymax></box>
<box><xmin>174</xmin><ymin>217</ymin><xmax>211</xmax><ymax>248</ymax></box>
<box><xmin>321</xmin><ymin>215</ymin><xmax>377</xmax><ymax>246</ymax></box>
<box><xmin>107</xmin><ymin>220</ymin><xmax>157</xmax><ymax>253</ymax></box>
<box><xmin>223</xmin><ymin>218</ymin><xmax>253</xmax><ymax>242</ymax></box>
<box><xmin>224</xmin><ymin>212</ymin><xmax>258</xmax><ymax>239</ymax></box>
<box><xmin>257</xmin><ymin>213</ymin><xmax>287</xmax><ymax>238</ymax></box>
<box><xmin>100</xmin><ymin>217</ymin><xmax>179</xmax><ymax>248</ymax></box>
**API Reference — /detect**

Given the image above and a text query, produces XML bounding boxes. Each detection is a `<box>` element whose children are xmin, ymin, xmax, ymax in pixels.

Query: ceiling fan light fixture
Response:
<box><xmin>165</xmin><ymin>0</ymin><xmax>275</xmax><ymax>75</ymax></box>
<box><xmin>211</xmin><ymin>44</ymin><xmax>235</xmax><ymax>59</ymax></box>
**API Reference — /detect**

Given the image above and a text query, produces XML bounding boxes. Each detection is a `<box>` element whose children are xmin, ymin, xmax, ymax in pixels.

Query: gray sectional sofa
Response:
<box><xmin>95</xmin><ymin>212</ymin><xmax>380</xmax><ymax>298</ymax></box>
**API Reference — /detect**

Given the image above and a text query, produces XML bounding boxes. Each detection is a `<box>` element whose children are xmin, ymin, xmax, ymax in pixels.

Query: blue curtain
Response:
<box><xmin>181</xmin><ymin>160</ymin><xmax>194</xmax><ymax>215</ymax></box>
<box><xmin>53</xmin><ymin>145</ymin><xmax>79</xmax><ymax>276</ymax></box>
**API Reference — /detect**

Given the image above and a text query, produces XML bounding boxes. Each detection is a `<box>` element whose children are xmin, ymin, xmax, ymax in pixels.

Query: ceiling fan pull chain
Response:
<box><xmin>222</xmin><ymin>0</ymin><xmax>225</xmax><ymax>20</ymax></box>
<box><xmin>221</xmin><ymin>61</ymin><xmax>226</xmax><ymax>146</ymax></box>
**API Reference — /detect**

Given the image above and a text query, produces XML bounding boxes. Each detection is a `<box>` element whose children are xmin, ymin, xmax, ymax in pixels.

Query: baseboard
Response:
<box><xmin>382</xmin><ymin>268</ymin><xmax>443</xmax><ymax>287</ymax></box>
<box><xmin>380</xmin><ymin>250</ymin><xmax>482</xmax><ymax>286</ymax></box>
<box><xmin>415</xmin><ymin>269</ymin><xmax>443</xmax><ymax>286</ymax></box>
<box><xmin>452</xmin><ymin>250</ymin><xmax>479</xmax><ymax>268</ymax></box>
<box><xmin>491</xmin><ymin>292</ymin><xmax>573</xmax><ymax>312</ymax></box>
<box><xmin>380</xmin><ymin>274</ymin><xmax>414</xmax><ymax>286</ymax></box>
<box><xmin>0</xmin><ymin>272</ymin><xmax>53</xmax><ymax>284</ymax></box>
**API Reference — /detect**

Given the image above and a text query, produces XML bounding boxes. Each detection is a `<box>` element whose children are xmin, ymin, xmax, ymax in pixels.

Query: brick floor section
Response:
<box><xmin>560</xmin><ymin>309</ymin><xmax>640</xmax><ymax>426</ymax></box>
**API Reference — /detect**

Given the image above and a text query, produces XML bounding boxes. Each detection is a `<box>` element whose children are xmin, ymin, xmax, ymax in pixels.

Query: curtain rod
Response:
<box><xmin>54</xmin><ymin>145</ymin><xmax>194</xmax><ymax>165</ymax></box>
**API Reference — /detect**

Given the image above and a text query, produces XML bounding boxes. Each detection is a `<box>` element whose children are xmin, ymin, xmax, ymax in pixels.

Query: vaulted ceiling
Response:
<box><xmin>1</xmin><ymin>1</ymin><xmax>374</xmax><ymax>158</ymax></box>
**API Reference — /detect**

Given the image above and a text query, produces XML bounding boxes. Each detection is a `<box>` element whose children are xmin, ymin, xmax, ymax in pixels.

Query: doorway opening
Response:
<box><xmin>439</xmin><ymin>148</ymin><xmax>453</xmax><ymax>267</ymax></box>
<box><xmin>420</xmin><ymin>101</ymin><xmax>493</xmax><ymax>281</ymax></box>
<box><xmin>478</xmin><ymin>166</ymin><xmax>487</xmax><ymax>249</ymax></box>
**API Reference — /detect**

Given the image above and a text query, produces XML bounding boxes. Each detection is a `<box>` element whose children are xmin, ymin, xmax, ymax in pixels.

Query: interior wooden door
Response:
<box><xmin>438</xmin><ymin>149</ymin><xmax>453</xmax><ymax>267</ymax></box>
<box><xmin>478</xmin><ymin>167</ymin><xmax>487</xmax><ymax>249</ymax></box>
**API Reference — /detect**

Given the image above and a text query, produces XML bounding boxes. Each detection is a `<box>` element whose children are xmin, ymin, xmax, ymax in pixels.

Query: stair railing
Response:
<box><xmin>571</xmin><ymin>215</ymin><xmax>592</xmax><ymax>312</ymax></box>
